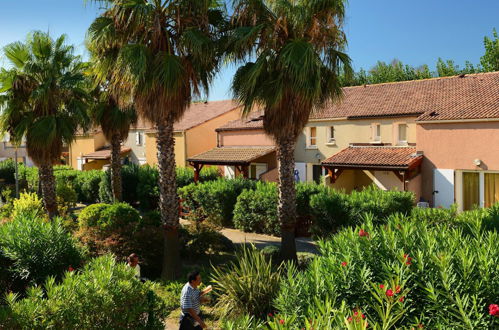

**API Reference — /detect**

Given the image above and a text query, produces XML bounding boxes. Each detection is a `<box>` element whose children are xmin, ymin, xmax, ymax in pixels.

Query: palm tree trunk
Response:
<box><xmin>110</xmin><ymin>134</ymin><xmax>122</xmax><ymax>202</ymax></box>
<box><xmin>39</xmin><ymin>163</ymin><xmax>58</xmax><ymax>218</ymax></box>
<box><xmin>276</xmin><ymin>137</ymin><xmax>298</xmax><ymax>262</ymax></box>
<box><xmin>156</xmin><ymin>119</ymin><xmax>180</xmax><ymax>280</ymax></box>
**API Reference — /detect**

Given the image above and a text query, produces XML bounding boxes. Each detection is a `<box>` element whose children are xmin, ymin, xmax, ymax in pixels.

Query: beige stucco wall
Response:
<box><xmin>295</xmin><ymin>116</ymin><xmax>418</xmax><ymax>165</ymax></box>
<box><xmin>69</xmin><ymin>132</ymin><xmax>107</xmax><ymax>169</ymax></box>
<box><xmin>145</xmin><ymin>131</ymin><xmax>186</xmax><ymax>167</ymax></box>
<box><xmin>219</xmin><ymin>129</ymin><xmax>274</xmax><ymax>147</ymax></box>
<box><xmin>417</xmin><ymin>121</ymin><xmax>499</xmax><ymax>203</ymax></box>
<box><xmin>185</xmin><ymin>109</ymin><xmax>241</xmax><ymax>161</ymax></box>
<box><xmin>123</xmin><ymin>129</ymin><xmax>147</xmax><ymax>165</ymax></box>
<box><xmin>0</xmin><ymin>142</ymin><xmax>32</xmax><ymax>166</ymax></box>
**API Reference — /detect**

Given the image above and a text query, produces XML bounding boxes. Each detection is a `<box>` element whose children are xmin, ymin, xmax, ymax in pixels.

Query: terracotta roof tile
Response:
<box><xmin>83</xmin><ymin>146</ymin><xmax>131</xmax><ymax>160</ymax></box>
<box><xmin>322</xmin><ymin>146</ymin><xmax>422</xmax><ymax>169</ymax></box>
<box><xmin>145</xmin><ymin>100</ymin><xmax>241</xmax><ymax>132</ymax></box>
<box><xmin>216</xmin><ymin>111</ymin><xmax>264</xmax><ymax>131</ymax></box>
<box><xmin>312</xmin><ymin>71</ymin><xmax>499</xmax><ymax>122</ymax></box>
<box><xmin>187</xmin><ymin>146</ymin><xmax>275</xmax><ymax>165</ymax></box>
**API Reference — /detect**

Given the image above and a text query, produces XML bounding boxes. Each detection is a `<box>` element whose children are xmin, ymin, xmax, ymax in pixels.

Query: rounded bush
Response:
<box><xmin>77</xmin><ymin>203</ymin><xmax>110</xmax><ymax>228</ymax></box>
<box><xmin>99</xmin><ymin>202</ymin><xmax>141</xmax><ymax>230</ymax></box>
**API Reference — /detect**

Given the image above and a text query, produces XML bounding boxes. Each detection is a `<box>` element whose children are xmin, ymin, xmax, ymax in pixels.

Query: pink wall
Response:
<box><xmin>417</xmin><ymin>121</ymin><xmax>499</xmax><ymax>202</ymax></box>
<box><xmin>219</xmin><ymin>129</ymin><xmax>274</xmax><ymax>147</ymax></box>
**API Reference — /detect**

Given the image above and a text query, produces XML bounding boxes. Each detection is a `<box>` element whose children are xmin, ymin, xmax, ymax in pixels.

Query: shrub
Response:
<box><xmin>56</xmin><ymin>182</ymin><xmax>78</xmax><ymax>218</ymax></box>
<box><xmin>211</xmin><ymin>245</ymin><xmax>282</xmax><ymax>318</ymax></box>
<box><xmin>77</xmin><ymin>203</ymin><xmax>110</xmax><ymax>228</ymax></box>
<box><xmin>0</xmin><ymin>211</ymin><xmax>84</xmax><ymax>288</ymax></box>
<box><xmin>309</xmin><ymin>188</ymin><xmax>351</xmax><ymax>235</ymax></box>
<box><xmin>18</xmin><ymin>164</ymin><xmax>38</xmax><ymax>192</ymax></box>
<box><xmin>233</xmin><ymin>182</ymin><xmax>279</xmax><ymax>236</ymax></box>
<box><xmin>0</xmin><ymin>159</ymin><xmax>16</xmax><ymax>184</ymax></box>
<box><xmin>410</xmin><ymin>204</ymin><xmax>458</xmax><ymax>226</ymax></box>
<box><xmin>182</xmin><ymin>223</ymin><xmax>234</xmax><ymax>257</ymax></box>
<box><xmin>274</xmin><ymin>214</ymin><xmax>499</xmax><ymax>328</ymax></box>
<box><xmin>179</xmin><ymin>178</ymin><xmax>257</xmax><ymax>227</ymax></box>
<box><xmin>2</xmin><ymin>255</ymin><xmax>166</xmax><ymax>329</ymax></box>
<box><xmin>11</xmin><ymin>192</ymin><xmax>44</xmax><ymax>219</ymax></box>
<box><xmin>136</xmin><ymin>164</ymin><xmax>159</xmax><ymax>209</ymax></box>
<box><xmin>99</xmin><ymin>202</ymin><xmax>141</xmax><ymax>231</ymax></box>
<box><xmin>75</xmin><ymin>170</ymin><xmax>105</xmax><ymax>203</ymax></box>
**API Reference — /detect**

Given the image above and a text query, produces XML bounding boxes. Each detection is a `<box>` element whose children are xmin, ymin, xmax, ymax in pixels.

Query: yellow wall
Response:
<box><xmin>145</xmin><ymin>108</ymin><xmax>241</xmax><ymax>167</ymax></box>
<box><xmin>295</xmin><ymin>117</ymin><xmax>418</xmax><ymax>176</ymax></box>
<box><xmin>82</xmin><ymin>159</ymin><xmax>109</xmax><ymax>171</ymax></box>
<box><xmin>185</xmin><ymin>108</ymin><xmax>241</xmax><ymax>160</ymax></box>
<box><xmin>145</xmin><ymin>131</ymin><xmax>186</xmax><ymax>167</ymax></box>
<box><xmin>69</xmin><ymin>132</ymin><xmax>107</xmax><ymax>169</ymax></box>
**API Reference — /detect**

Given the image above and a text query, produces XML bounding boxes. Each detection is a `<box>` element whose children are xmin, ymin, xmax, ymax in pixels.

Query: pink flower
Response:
<box><xmin>386</xmin><ymin>289</ymin><xmax>394</xmax><ymax>297</ymax></box>
<box><xmin>489</xmin><ymin>304</ymin><xmax>499</xmax><ymax>316</ymax></box>
<box><xmin>268</xmin><ymin>313</ymin><xmax>273</xmax><ymax>317</ymax></box>
<box><xmin>359</xmin><ymin>229</ymin><xmax>369</xmax><ymax>237</ymax></box>
<box><xmin>68</xmin><ymin>265</ymin><xmax>74</xmax><ymax>272</ymax></box>
<box><xmin>395</xmin><ymin>285</ymin><xmax>401</xmax><ymax>293</ymax></box>
<box><xmin>399</xmin><ymin>296</ymin><xmax>405</xmax><ymax>302</ymax></box>
<box><xmin>279</xmin><ymin>319</ymin><xmax>285</xmax><ymax>324</ymax></box>
<box><xmin>347</xmin><ymin>317</ymin><xmax>353</xmax><ymax>322</ymax></box>
<box><xmin>361</xmin><ymin>314</ymin><xmax>366</xmax><ymax>319</ymax></box>
<box><xmin>354</xmin><ymin>310</ymin><xmax>359</xmax><ymax>316</ymax></box>
<box><xmin>341</xmin><ymin>261</ymin><xmax>347</xmax><ymax>267</ymax></box>
<box><xmin>379</xmin><ymin>284</ymin><xmax>385</xmax><ymax>289</ymax></box>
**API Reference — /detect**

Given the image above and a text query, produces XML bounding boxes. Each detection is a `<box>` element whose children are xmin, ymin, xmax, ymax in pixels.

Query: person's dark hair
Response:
<box><xmin>187</xmin><ymin>270</ymin><xmax>200</xmax><ymax>283</ymax></box>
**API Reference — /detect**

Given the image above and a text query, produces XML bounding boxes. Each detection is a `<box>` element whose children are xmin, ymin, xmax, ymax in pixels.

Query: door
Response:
<box><xmin>294</xmin><ymin>162</ymin><xmax>306</xmax><ymax>182</ymax></box>
<box><xmin>433</xmin><ymin>169</ymin><xmax>454</xmax><ymax>208</ymax></box>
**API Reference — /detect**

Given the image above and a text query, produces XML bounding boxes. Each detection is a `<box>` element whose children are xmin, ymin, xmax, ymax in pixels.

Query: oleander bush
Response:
<box><xmin>0</xmin><ymin>211</ymin><xmax>84</xmax><ymax>291</ymax></box>
<box><xmin>0</xmin><ymin>255</ymin><xmax>167</xmax><ymax>329</ymax></box>
<box><xmin>274</xmin><ymin>212</ymin><xmax>499</xmax><ymax>329</ymax></box>
<box><xmin>179</xmin><ymin>178</ymin><xmax>257</xmax><ymax>227</ymax></box>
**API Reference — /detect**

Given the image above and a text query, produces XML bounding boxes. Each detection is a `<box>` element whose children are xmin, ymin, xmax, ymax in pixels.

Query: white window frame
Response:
<box><xmin>135</xmin><ymin>132</ymin><xmax>143</xmax><ymax>146</ymax></box>
<box><xmin>306</xmin><ymin>127</ymin><xmax>318</xmax><ymax>149</ymax></box>
<box><xmin>326</xmin><ymin>126</ymin><xmax>336</xmax><ymax>145</ymax></box>
<box><xmin>397</xmin><ymin>123</ymin><xmax>408</xmax><ymax>145</ymax></box>
<box><xmin>371</xmin><ymin>123</ymin><xmax>381</xmax><ymax>143</ymax></box>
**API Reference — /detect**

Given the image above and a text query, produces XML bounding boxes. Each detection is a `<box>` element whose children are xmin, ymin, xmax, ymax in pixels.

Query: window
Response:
<box><xmin>307</xmin><ymin>127</ymin><xmax>317</xmax><ymax>147</ymax></box>
<box><xmin>485</xmin><ymin>173</ymin><xmax>499</xmax><ymax>208</ymax></box>
<box><xmin>135</xmin><ymin>132</ymin><xmax>143</xmax><ymax>146</ymax></box>
<box><xmin>398</xmin><ymin>123</ymin><xmax>408</xmax><ymax>144</ymax></box>
<box><xmin>371</xmin><ymin>123</ymin><xmax>381</xmax><ymax>142</ymax></box>
<box><xmin>327</xmin><ymin>126</ymin><xmax>335</xmax><ymax>144</ymax></box>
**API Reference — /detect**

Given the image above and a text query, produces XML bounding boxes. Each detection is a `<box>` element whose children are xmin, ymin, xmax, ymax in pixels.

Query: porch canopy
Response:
<box><xmin>187</xmin><ymin>146</ymin><xmax>275</xmax><ymax>182</ymax></box>
<box><xmin>322</xmin><ymin>146</ymin><xmax>423</xmax><ymax>190</ymax></box>
<box><xmin>82</xmin><ymin>147</ymin><xmax>131</xmax><ymax>161</ymax></box>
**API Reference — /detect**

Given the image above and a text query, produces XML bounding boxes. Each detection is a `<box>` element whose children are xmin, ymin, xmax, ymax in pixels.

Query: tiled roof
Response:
<box><xmin>145</xmin><ymin>100</ymin><xmax>241</xmax><ymax>132</ymax></box>
<box><xmin>187</xmin><ymin>146</ymin><xmax>275</xmax><ymax>165</ymax></box>
<box><xmin>311</xmin><ymin>71</ymin><xmax>499</xmax><ymax>122</ymax></box>
<box><xmin>216</xmin><ymin>111</ymin><xmax>264</xmax><ymax>131</ymax></box>
<box><xmin>322</xmin><ymin>146</ymin><xmax>422</xmax><ymax>169</ymax></box>
<box><xmin>83</xmin><ymin>147</ymin><xmax>131</xmax><ymax>160</ymax></box>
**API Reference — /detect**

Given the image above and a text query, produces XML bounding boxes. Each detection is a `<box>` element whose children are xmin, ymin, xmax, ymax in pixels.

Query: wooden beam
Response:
<box><xmin>392</xmin><ymin>170</ymin><xmax>405</xmax><ymax>182</ymax></box>
<box><xmin>324</xmin><ymin>166</ymin><xmax>343</xmax><ymax>183</ymax></box>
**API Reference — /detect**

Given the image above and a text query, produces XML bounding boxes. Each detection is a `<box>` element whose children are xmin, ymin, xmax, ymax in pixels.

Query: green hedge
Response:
<box><xmin>274</xmin><ymin>212</ymin><xmax>499</xmax><ymax>328</ymax></box>
<box><xmin>0</xmin><ymin>255</ymin><xmax>166</xmax><ymax>329</ymax></box>
<box><xmin>179</xmin><ymin>178</ymin><xmax>257</xmax><ymax>227</ymax></box>
<box><xmin>310</xmin><ymin>185</ymin><xmax>414</xmax><ymax>235</ymax></box>
<box><xmin>99</xmin><ymin>164</ymin><xmax>220</xmax><ymax>209</ymax></box>
<box><xmin>0</xmin><ymin>159</ymin><xmax>16</xmax><ymax>185</ymax></box>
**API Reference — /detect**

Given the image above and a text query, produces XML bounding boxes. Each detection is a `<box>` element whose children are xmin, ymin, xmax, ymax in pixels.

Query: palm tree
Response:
<box><xmin>88</xmin><ymin>84</ymin><xmax>137</xmax><ymax>202</ymax></box>
<box><xmin>0</xmin><ymin>32</ymin><xmax>88</xmax><ymax>218</ymax></box>
<box><xmin>229</xmin><ymin>0</ymin><xmax>353</xmax><ymax>261</ymax></box>
<box><xmin>87</xmin><ymin>0</ymin><xmax>226</xmax><ymax>279</ymax></box>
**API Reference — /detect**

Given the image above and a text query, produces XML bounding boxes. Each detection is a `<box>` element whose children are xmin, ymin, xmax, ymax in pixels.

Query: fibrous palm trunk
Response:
<box><xmin>39</xmin><ymin>163</ymin><xmax>58</xmax><ymax>218</ymax></box>
<box><xmin>276</xmin><ymin>137</ymin><xmax>298</xmax><ymax>262</ymax></box>
<box><xmin>110</xmin><ymin>133</ymin><xmax>123</xmax><ymax>202</ymax></box>
<box><xmin>157</xmin><ymin>118</ymin><xmax>180</xmax><ymax>280</ymax></box>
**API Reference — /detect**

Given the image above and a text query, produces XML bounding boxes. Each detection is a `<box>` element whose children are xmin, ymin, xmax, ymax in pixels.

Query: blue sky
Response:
<box><xmin>1</xmin><ymin>0</ymin><xmax>498</xmax><ymax>100</ymax></box>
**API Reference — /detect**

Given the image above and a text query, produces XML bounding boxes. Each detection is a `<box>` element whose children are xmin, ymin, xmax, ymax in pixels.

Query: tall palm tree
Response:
<box><xmin>0</xmin><ymin>32</ymin><xmax>88</xmax><ymax>218</ymax></box>
<box><xmin>229</xmin><ymin>0</ymin><xmax>352</xmax><ymax>261</ymax></box>
<box><xmin>87</xmin><ymin>0</ymin><xmax>226</xmax><ymax>279</ymax></box>
<box><xmin>88</xmin><ymin>84</ymin><xmax>137</xmax><ymax>202</ymax></box>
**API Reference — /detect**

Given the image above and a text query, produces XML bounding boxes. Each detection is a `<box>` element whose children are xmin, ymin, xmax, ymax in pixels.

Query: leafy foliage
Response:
<box><xmin>274</xmin><ymin>211</ymin><xmax>499</xmax><ymax>328</ymax></box>
<box><xmin>10</xmin><ymin>191</ymin><xmax>44</xmax><ymax>219</ymax></box>
<box><xmin>1</xmin><ymin>255</ymin><xmax>167</xmax><ymax>329</ymax></box>
<box><xmin>212</xmin><ymin>245</ymin><xmax>282</xmax><ymax>319</ymax></box>
<box><xmin>0</xmin><ymin>210</ymin><xmax>84</xmax><ymax>289</ymax></box>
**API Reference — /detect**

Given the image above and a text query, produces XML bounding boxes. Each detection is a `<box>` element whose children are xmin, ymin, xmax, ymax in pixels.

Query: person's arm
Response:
<box><xmin>200</xmin><ymin>285</ymin><xmax>212</xmax><ymax>296</ymax></box>
<box><xmin>187</xmin><ymin>308</ymin><xmax>206</xmax><ymax>328</ymax></box>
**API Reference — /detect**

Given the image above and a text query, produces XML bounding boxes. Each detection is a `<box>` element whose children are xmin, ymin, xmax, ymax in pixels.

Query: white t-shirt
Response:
<box><xmin>130</xmin><ymin>264</ymin><xmax>140</xmax><ymax>278</ymax></box>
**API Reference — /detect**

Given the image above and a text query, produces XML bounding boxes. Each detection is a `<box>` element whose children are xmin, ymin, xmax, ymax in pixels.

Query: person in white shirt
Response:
<box><xmin>127</xmin><ymin>253</ymin><xmax>141</xmax><ymax>279</ymax></box>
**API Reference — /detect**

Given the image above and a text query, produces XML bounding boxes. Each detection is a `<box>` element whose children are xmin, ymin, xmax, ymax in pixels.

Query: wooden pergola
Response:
<box><xmin>187</xmin><ymin>146</ymin><xmax>276</xmax><ymax>183</ymax></box>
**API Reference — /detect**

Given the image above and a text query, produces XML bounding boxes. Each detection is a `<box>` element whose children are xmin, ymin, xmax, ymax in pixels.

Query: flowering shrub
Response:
<box><xmin>10</xmin><ymin>192</ymin><xmax>44</xmax><ymax>219</ymax></box>
<box><xmin>0</xmin><ymin>255</ymin><xmax>166</xmax><ymax>328</ymax></box>
<box><xmin>274</xmin><ymin>213</ymin><xmax>499</xmax><ymax>328</ymax></box>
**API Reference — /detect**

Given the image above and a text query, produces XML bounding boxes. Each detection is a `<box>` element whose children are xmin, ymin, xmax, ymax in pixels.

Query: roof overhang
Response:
<box><xmin>82</xmin><ymin>147</ymin><xmax>131</xmax><ymax>160</ymax></box>
<box><xmin>187</xmin><ymin>146</ymin><xmax>275</xmax><ymax>166</ymax></box>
